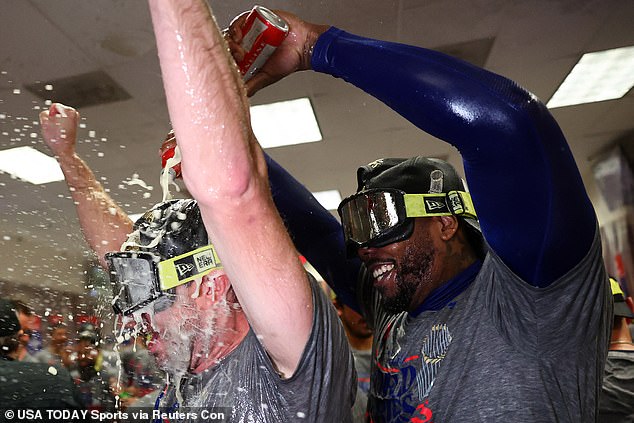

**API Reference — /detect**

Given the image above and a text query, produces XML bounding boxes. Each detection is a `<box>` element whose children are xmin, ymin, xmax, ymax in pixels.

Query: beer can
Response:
<box><xmin>159</xmin><ymin>130</ymin><xmax>181</xmax><ymax>178</ymax></box>
<box><xmin>238</xmin><ymin>6</ymin><xmax>289</xmax><ymax>81</ymax></box>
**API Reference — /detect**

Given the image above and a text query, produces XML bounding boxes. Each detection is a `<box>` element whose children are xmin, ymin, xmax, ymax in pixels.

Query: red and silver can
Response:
<box><xmin>237</xmin><ymin>6</ymin><xmax>289</xmax><ymax>81</ymax></box>
<box><xmin>159</xmin><ymin>129</ymin><xmax>181</xmax><ymax>178</ymax></box>
<box><xmin>159</xmin><ymin>129</ymin><xmax>183</xmax><ymax>200</ymax></box>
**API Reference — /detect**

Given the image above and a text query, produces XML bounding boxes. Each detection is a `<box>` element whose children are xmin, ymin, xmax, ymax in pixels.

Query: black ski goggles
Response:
<box><xmin>106</xmin><ymin>245</ymin><xmax>223</xmax><ymax>316</ymax></box>
<box><xmin>338</xmin><ymin>188</ymin><xmax>477</xmax><ymax>251</ymax></box>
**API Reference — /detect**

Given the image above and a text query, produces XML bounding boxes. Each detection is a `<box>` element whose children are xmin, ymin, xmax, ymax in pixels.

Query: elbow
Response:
<box><xmin>182</xmin><ymin>150</ymin><xmax>259</xmax><ymax>204</ymax></box>
<box><xmin>187</xmin><ymin>167</ymin><xmax>267</xmax><ymax>216</ymax></box>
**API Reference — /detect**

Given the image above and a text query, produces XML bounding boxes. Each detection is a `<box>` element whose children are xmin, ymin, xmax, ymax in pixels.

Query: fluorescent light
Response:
<box><xmin>0</xmin><ymin>146</ymin><xmax>64</xmax><ymax>184</ymax></box>
<box><xmin>250</xmin><ymin>97</ymin><xmax>322</xmax><ymax>148</ymax></box>
<box><xmin>312</xmin><ymin>189</ymin><xmax>342</xmax><ymax>211</ymax></box>
<box><xmin>547</xmin><ymin>45</ymin><xmax>634</xmax><ymax>108</ymax></box>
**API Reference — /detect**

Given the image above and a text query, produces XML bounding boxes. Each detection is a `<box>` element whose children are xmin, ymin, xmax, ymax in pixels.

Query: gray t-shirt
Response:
<box><xmin>364</xmin><ymin>230</ymin><xmax>610</xmax><ymax>422</ymax></box>
<box><xmin>599</xmin><ymin>350</ymin><xmax>634</xmax><ymax>422</ymax></box>
<box><xmin>160</xmin><ymin>275</ymin><xmax>356</xmax><ymax>422</ymax></box>
<box><xmin>351</xmin><ymin>349</ymin><xmax>371</xmax><ymax>423</ymax></box>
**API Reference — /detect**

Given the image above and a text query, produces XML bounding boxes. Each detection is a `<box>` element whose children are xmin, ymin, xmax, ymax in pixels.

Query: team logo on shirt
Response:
<box><xmin>417</xmin><ymin>324</ymin><xmax>452</xmax><ymax>399</ymax></box>
<box><xmin>371</xmin><ymin>319</ymin><xmax>453</xmax><ymax>422</ymax></box>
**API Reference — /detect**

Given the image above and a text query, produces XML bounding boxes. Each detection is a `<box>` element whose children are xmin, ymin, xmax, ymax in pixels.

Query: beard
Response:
<box><xmin>153</xmin><ymin>317</ymin><xmax>194</xmax><ymax>377</ymax></box>
<box><xmin>145</xmin><ymin>299</ymin><xmax>200</xmax><ymax>377</ymax></box>
<box><xmin>154</xmin><ymin>301</ymin><xmax>225</xmax><ymax>376</ymax></box>
<box><xmin>379</xmin><ymin>239</ymin><xmax>435</xmax><ymax>314</ymax></box>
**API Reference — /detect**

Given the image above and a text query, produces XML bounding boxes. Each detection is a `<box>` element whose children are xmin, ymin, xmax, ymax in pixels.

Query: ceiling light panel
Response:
<box><xmin>250</xmin><ymin>97</ymin><xmax>322</xmax><ymax>148</ymax></box>
<box><xmin>547</xmin><ymin>45</ymin><xmax>634</xmax><ymax>108</ymax></box>
<box><xmin>0</xmin><ymin>146</ymin><xmax>64</xmax><ymax>184</ymax></box>
<box><xmin>311</xmin><ymin>189</ymin><xmax>342</xmax><ymax>211</ymax></box>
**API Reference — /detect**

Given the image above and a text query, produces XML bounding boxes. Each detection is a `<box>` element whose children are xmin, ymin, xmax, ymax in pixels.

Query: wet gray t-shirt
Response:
<box><xmin>351</xmin><ymin>349</ymin><xmax>371</xmax><ymax>423</ymax></box>
<box><xmin>161</xmin><ymin>275</ymin><xmax>356</xmax><ymax>422</ymax></box>
<box><xmin>364</xmin><ymin>230</ymin><xmax>610</xmax><ymax>422</ymax></box>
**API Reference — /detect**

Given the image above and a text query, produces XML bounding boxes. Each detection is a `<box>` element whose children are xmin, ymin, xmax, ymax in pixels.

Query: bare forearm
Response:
<box><xmin>58</xmin><ymin>153</ymin><xmax>132</xmax><ymax>268</ymax></box>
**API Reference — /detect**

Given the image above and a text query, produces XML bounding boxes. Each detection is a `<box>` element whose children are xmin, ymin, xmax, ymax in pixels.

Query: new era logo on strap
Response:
<box><xmin>425</xmin><ymin>199</ymin><xmax>446</xmax><ymax>211</ymax></box>
<box><xmin>194</xmin><ymin>250</ymin><xmax>217</xmax><ymax>272</ymax></box>
<box><xmin>175</xmin><ymin>263</ymin><xmax>195</xmax><ymax>277</ymax></box>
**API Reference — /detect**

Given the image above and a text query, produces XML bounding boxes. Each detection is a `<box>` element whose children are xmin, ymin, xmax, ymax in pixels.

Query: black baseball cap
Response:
<box><xmin>107</xmin><ymin>199</ymin><xmax>216</xmax><ymax>316</ymax></box>
<box><xmin>135</xmin><ymin>198</ymin><xmax>209</xmax><ymax>260</ymax></box>
<box><xmin>357</xmin><ymin>157</ymin><xmax>465</xmax><ymax>194</ymax></box>
<box><xmin>357</xmin><ymin>156</ymin><xmax>482</xmax><ymax>235</ymax></box>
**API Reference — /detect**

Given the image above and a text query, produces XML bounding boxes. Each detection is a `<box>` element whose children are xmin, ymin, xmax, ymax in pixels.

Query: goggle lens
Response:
<box><xmin>108</xmin><ymin>252</ymin><xmax>162</xmax><ymax>316</ymax></box>
<box><xmin>106</xmin><ymin>245</ymin><xmax>223</xmax><ymax>316</ymax></box>
<box><xmin>339</xmin><ymin>190</ymin><xmax>405</xmax><ymax>246</ymax></box>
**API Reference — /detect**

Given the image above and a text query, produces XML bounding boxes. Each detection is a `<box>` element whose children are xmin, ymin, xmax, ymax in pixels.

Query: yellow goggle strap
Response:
<box><xmin>403</xmin><ymin>190</ymin><xmax>477</xmax><ymax>220</ymax></box>
<box><xmin>158</xmin><ymin>245</ymin><xmax>223</xmax><ymax>290</ymax></box>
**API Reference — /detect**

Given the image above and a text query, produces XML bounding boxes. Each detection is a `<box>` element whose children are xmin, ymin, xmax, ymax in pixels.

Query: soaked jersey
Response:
<box><xmin>160</xmin><ymin>275</ymin><xmax>356</xmax><ymax>422</ymax></box>
<box><xmin>363</xmin><ymin>231</ymin><xmax>610</xmax><ymax>422</ymax></box>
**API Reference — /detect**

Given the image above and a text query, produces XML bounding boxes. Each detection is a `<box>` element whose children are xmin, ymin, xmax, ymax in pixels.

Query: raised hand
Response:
<box><xmin>225</xmin><ymin>9</ymin><xmax>329</xmax><ymax>96</ymax></box>
<box><xmin>39</xmin><ymin>103</ymin><xmax>80</xmax><ymax>159</ymax></box>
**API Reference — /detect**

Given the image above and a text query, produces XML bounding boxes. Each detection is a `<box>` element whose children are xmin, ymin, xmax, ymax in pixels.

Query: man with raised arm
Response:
<box><xmin>225</xmin><ymin>9</ymin><xmax>612</xmax><ymax>422</ymax></box>
<box><xmin>148</xmin><ymin>0</ymin><xmax>312</xmax><ymax>381</ymax></box>
<box><xmin>40</xmin><ymin>103</ymin><xmax>133</xmax><ymax>270</ymax></box>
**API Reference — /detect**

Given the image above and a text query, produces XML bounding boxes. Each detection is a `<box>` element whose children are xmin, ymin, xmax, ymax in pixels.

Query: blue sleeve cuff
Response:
<box><xmin>311</xmin><ymin>27</ymin><xmax>345</xmax><ymax>74</ymax></box>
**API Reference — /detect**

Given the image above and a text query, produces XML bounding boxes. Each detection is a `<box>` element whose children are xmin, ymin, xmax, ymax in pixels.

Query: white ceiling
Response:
<box><xmin>1</xmin><ymin>0</ymin><xmax>633</xmax><ymax>295</ymax></box>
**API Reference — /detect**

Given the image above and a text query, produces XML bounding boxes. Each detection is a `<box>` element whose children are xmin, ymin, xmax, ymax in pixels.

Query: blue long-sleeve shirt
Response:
<box><xmin>268</xmin><ymin>27</ymin><xmax>596</xmax><ymax>312</ymax></box>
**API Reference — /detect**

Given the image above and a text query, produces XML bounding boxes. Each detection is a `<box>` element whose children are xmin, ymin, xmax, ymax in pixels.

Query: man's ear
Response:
<box><xmin>437</xmin><ymin>215</ymin><xmax>460</xmax><ymax>241</ymax></box>
<box><xmin>197</xmin><ymin>273</ymin><xmax>230</xmax><ymax>308</ymax></box>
